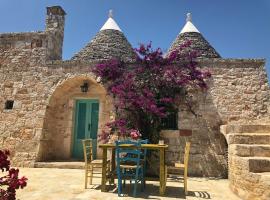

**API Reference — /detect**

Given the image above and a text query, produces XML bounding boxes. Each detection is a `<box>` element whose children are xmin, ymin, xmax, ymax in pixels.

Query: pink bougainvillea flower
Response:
<box><xmin>0</xmin><ymin>150</ymin><xmax>28</xmax><ymax>199</ymax></box>
<box><xmin>94</xmin><ymin>42</ymin><xmax>211</xmax><ymax>142</ymax></box>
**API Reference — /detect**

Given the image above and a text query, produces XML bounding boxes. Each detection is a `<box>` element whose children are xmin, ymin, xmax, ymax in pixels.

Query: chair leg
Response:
<box><xmin>89</xmin><ymin>166</ymin><xmax>93</xmax><ymax>185</ymax></box>
<box><xmin>84</xmin><ymin>168</ymin><xmax>88</xmax><ymax>189</ymax></box>
<box><xmin>143</xmin><ymin>168</ymin><xmax>146</xmax><ymax>189</ymax></box>
<box><xmin>141</xmin><ymin>169</ymin><xmax>145</xmax><ymax>192</ymax></box>
<box><xmin>133</xmin><ymin>170</ymin><xmax>140</xmax><ymax>197</ymax></box>
<box><xmin>141</xmin><ymin>177</ymin><xmax>144</xmax><ymax>192</ymax></box>
<box><xmin>118</xmin><ymin>176</ymin><xmax>122</xmax><ymax>196</ymax></box>
<box><xmin>122</xmin><ymin>169</ymin><xmax>126</xmax><ymax>188</ymax></box>
<box><xmin>107</xmin><ymin>162</ymin><xmax>113</xmax><ymax>184</ymax></box>
<box><xmin>165</xmin><ymin>165</ymin><xmax>167</xmax><ymax>188</ymax></box>
<box><xmin>184</xmin><ymin>173</ymin><xmax>188</xmax><ymax>195</ymax></box>
<box><xmin>133</xmin><ymin>180</ymin><xmax>138</xmax><ymax>197</ymax></box>
<box><xmin>143</xmin><ymin>164</ymin><xmax>146</xmax><ymax>189</ymax></box>
<box><xmin>123</xmin><ymin>179</ymin><xmax>126</xmax><ymax>188</ymax></box>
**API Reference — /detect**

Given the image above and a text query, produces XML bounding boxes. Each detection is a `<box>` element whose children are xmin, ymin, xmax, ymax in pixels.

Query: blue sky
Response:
<box><xmin>1</xmin><ymin>0</ymin><xmax>270</xmax><ymax>80</ymax></box>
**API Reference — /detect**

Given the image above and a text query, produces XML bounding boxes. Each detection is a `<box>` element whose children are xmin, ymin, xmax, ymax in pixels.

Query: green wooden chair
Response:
<box><xmin>167</xmin><ymin>142</ymin><xmax>191</xmax><ymax>195</ymax></box>
<box><xmin>82</xmin><ymin>139</ymin><xmax>110</xmax><ymax>188</ymax></box>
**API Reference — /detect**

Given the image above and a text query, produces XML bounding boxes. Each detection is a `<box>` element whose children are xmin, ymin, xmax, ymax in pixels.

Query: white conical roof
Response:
<box><xmin>180</xmin><ymin>13</ymin><xmax>200</xmax><ymax>34</ymax></box>
<box><xmin>72</xmin><ymin>9</ymin><xmax>136</xmax><ymax>62</ymax></box>
<box><xmin>100</xmin><ymin>10</ymin><xmax>122</xmax><ymax>32</ymax></box>
<box><xmin>167</xmin><ymin>12</ymin><xmax>221</xmax><ymax>58</ymax></box>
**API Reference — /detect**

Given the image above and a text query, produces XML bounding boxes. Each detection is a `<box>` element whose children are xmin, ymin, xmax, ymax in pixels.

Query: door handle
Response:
<box><xmin>88</xmin><ymin>124</ymin><xmax>91</xmax><ymax>131</ymax></box>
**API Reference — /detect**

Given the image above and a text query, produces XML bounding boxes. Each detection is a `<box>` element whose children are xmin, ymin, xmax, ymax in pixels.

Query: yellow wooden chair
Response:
<box><xmin>167</xmin><ymin>142</ymin><xmax>191</xmax><ymax>195</ymax></box>
<box><xmin>82</xmin><ymin>139</ymin><xmax>110</xmax><ymax>188</ymax></box>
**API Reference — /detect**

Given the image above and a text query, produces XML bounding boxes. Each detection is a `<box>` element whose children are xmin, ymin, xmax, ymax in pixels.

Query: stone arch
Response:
<box><xmin>37</xmin><ymin>74</ymin><xmax>113</xmax><ymax>161</ymax></box>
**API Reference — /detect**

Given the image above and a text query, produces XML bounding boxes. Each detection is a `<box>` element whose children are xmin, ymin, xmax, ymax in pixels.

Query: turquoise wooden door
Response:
<box><xmin>73</xmin><ymin>99</ymin><xmax>99</xmax><ymax>159</ymax></box>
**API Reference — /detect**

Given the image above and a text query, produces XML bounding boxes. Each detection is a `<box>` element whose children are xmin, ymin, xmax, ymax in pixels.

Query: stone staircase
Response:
<box><xmin>221</xmin><ymin>124</ymin><xmax>270</xmax><ymax>200</ymax></box>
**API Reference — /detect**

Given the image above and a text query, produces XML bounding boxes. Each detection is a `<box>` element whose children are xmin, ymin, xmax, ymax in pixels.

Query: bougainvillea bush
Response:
<box><xmin>93</xmin><ymin>41</ymin><xmax>211</xmax><ymax>143</ymax></box>
<box><xmin>0</xmin><ymin>150</ymin><xmax>27</xmax><ymax>200</ymax></box>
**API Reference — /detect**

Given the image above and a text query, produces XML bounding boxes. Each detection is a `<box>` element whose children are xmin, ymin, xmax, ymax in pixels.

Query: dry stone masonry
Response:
<box><xmin>221</xmin><ymin>124</ymin><xmax>270</xmax><ymax>200</ymax></box>
<box><xmin>72</xmin><ymin>30</ymin><xmax>136</xmax><ymax>62</ymax></box>
<box><xmin>167</xmin><ymin>13</ymin><xmax>220</xmax><ymax>59</ymax></box>
<box><xmin>0</xmin><ymin>6</ymin><xmax>269</xmax><ymax>199</ymax></box>
<box><xmin>167</xmin><ymin>32</ymin><xmax>221</xmax><ymax>58</ymax></box>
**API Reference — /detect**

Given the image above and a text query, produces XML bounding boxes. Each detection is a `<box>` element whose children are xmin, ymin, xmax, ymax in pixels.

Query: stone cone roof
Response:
<box><xmin>72</xmin><ymin>10</ymin><xmax>136</xmax><ymax>62</ymax></box>
<box><xmin>167</xmin><ymin>13</ymin><xmax>221</xmax><ymax>59</ymax></box>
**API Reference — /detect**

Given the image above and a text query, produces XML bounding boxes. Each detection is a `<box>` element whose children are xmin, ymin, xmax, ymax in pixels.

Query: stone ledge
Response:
<box><xmin>224</xmin><ymin>124</ymin><xmax>270</xmax><ymax>134</ymax></box>
<box><xmin>43</xmin><ymin>58</ymin><xmax>266</xmax><ymax>69</ymax></box>
<box><xmin>34</xmin><ymin>161</ymin><xmax>84</xmax><ymax>169</ymax></box>
<box><xmin>197</xmin><ymin>58</ymin><xmax>265</xmax><ymax>67</ymax></box>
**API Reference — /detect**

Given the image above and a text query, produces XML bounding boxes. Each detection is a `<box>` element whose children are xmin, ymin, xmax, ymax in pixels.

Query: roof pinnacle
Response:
<box><xmin>186</xmin><ymin>13</ymin><xmax>192</xmax><ymax>22</ymax></box>
<box><xmin>109</xmin><ymin>9</ymin><xmax>113</xmax><ymax>18</ymax></box>
<box><xmin>180</xmin><ymin>12</ymin><xmax>200</xmax><ymax>34</ymax></box>
<box><xmin>100</xmin><ymin>9</ymin><xmax>122</xmax><ymax>32</ymax></box>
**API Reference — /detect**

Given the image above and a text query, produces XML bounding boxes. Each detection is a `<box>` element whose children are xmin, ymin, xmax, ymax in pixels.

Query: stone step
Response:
<box><xmin>257</xmin><ymin>172</ymin><xmax>270</xmax><ymax>179</ymax></box>
<box><xmin>34</xmin><ymin>161</ymin><xmax>85</xmax><ymax>169</ymax></box>
<box><xmin>227</xmin><ymin>133</ymin><xmax>270</xmax><ymax>145</ymax></box>
<box><xmin>230</xmin><ymin>144</ymin><xmax>270</xmax><ymax>157</ymax></box>
<box><xmin>258</xmin><ymin>172</ymin><xmax>270</xmax><ymax>185</ymax></box>
<box><xmin>248</xmin><ymin>157</ymin><xmax>270</xmax><ymax>173</ymax></box>
<box><xmin>225</xmin><ymin>124</ymin><xmax>270</xmax><ymax>134</ymax></box>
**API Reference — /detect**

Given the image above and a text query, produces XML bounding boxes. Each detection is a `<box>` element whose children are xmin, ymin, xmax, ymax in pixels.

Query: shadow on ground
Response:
<box><xmin>87</xmin><ymin>182</ymin><xmax>211</xmax><ymax>199</ymax></box>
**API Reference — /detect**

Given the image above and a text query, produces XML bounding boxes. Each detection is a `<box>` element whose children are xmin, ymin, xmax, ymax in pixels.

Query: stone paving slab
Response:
<box><xmin>16</xmin><ymin>168</ymin><xmax>241</xmax><ymax>200</ymax></box>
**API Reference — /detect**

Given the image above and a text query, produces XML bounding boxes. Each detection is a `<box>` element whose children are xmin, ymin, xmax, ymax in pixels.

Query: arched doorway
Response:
<box><xmin>37</xmin><ymin>75</ymin><xmax>113</xmax><ymax>161</ymax></box>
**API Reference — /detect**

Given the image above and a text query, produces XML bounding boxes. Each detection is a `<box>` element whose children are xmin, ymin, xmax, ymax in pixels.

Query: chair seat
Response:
<box><xmin>174</xmin><ymin>162</ymin><xmax>185</xmax><ymax>168</ymax></box>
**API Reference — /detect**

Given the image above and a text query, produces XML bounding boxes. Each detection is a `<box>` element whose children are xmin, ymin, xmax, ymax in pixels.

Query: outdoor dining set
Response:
<box><xmin>82</xmin><ymin>139</ymin><xmax>191</xmax><ymax>197</ymax></box>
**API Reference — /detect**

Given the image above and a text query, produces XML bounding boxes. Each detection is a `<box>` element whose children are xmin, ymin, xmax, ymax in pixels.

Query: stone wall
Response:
<box><xmin>204</xmin><ymin>59</ymin><xmax>269</xmax><ymax>123</ymax></box>
<box><xmin>0</xmin><ymin>58</ymin><xmax>113</xmax><ymax>166</ymax></box>
<box><xmin>0</xmin><ymin>6</ymin><xmax>65</xmax><ymax>64</ymax></box>
<box><xmin>0</xmin><ymin>6</ymin><xmax>66</xmax><ymax>166</ymax></box>
<box><xmin>0</xmin><ymin>29</ymin><xmax>50</xmax><ymax>167</ymax></box>
<box><xmin>1</xmin><ymin>55</ymin><xmax>269</xmax><ymax>176</ymax></box>
<box><xmin>0</xmin><ymin>32</ymin><xmax>47</xmax><ymax>64</ymax></box>
<box><xmin>161</xmin><ymin>58</ymin><xmax>269</xmax><ymax>177</ymax></box>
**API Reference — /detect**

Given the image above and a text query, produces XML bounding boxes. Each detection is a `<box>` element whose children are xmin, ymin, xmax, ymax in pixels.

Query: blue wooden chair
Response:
<box><xmin>122</xmin><ymin>139</ymin><xmax>148</xmax><ymax>189</ymax></box>
<box><xmin>115</xmin><ymin>140</ymin><xmax>146</xmax><ymax>197</ymax></box>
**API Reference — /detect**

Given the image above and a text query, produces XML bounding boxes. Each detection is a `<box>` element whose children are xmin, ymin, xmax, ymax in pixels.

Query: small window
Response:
<box><xmin>5</xmin><ymin>100</ymin><xmax>14</xmax><ymax>110</ymax></box>
<box><xmin>161</xmin><ymin>109</ymin><xmax>178</xmax><ymax>130</ymax></box>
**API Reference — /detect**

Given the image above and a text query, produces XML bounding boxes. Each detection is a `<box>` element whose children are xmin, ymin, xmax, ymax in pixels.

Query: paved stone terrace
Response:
<box><xmin>16</xmin><ymin>168</ymin><xmax>241</xmax><ymax>200</ymax></box>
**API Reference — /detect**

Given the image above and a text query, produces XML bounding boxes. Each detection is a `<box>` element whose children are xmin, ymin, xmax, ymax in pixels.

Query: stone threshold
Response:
<box><xmin>34</xmin><ymin>161</ymin><xmax>85</xmax><ymax>169</ymax></box>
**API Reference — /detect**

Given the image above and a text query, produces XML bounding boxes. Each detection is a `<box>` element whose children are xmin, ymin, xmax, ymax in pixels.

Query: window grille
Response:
<box><xmin>161</xmin><ymin>110</ymin><xmax>178</xmax><ymax>130</ymax></box>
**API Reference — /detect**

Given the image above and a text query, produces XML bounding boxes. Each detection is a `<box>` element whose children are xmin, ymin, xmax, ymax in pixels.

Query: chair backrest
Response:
<box><xmin>115</xmin><ymin>140</ymin><xmax>142</xmax><ymax>169</ymax></box>
<box><xmin>82</xmin><ymin>139</ymin><xmax>93</xmax><ymax>164</ymax></box>
<box><xmin>184</xmin><ymin>142</ymin><xmax>191</xmax><ymax>168</ymax></box>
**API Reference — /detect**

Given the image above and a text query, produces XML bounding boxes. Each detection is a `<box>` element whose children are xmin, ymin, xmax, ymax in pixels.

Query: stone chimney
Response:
<box><xmin>45</xmin><ymin>6</ymin><xmax>66</xmax><ymax>60</ymax></box>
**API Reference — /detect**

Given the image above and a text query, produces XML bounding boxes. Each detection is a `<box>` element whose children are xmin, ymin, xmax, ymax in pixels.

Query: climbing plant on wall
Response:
<box><xmin>93</xmin><ymin>41</ymin><xmax>211</xmax><ymax>143</ymax></box>
<box><xmin>0</xmin><ymin>150</ymin><xmax>27</xmax><ymax>200</ymax></box>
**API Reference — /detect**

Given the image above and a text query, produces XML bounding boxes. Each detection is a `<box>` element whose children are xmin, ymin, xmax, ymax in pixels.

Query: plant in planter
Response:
<box><xmin>0</xmin><ymin>150</ymin><xmax>28</xmax><ymax>200</ymax></box>
<box><xmin>94</xmin><ymin>41</ymin><xmax>211</xmax><ymax>143</ymax></box>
